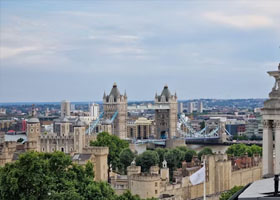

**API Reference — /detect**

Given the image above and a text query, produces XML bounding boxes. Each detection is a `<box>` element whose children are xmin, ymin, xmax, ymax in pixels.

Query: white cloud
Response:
<box><xmin>88</xmin><ymin>34</ymin><xmax>140</xmax><ymax>43</ymax></box>
<box><xmin>203</xmin><ymin>12</ymin><xmax>274</xmax><ymax>29</ymax></box>
<box><xmin>0</xmin><ymin>46</ymin><xmax>39</xmax><ymax>59</ymax></box>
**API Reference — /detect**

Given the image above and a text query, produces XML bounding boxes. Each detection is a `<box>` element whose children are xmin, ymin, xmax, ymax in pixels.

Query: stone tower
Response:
<box><xmin>26</xmin><ymin>105</ymin><xmax>40</xmax><ymax>151</ymax></box>
<box><xmin>73</xmin><ymin>117</ymin><xmax>86</xmax><ymax>153</ymax></box>
<box><xmin>262</xmin><ymin>63</ymin><xmax>280</xmax><ymax>177</ymax></box>
<box><xmin>103</xmin><ymin>83</ymin><xmax>127</xmax><ymax>139</ymax></box>
<box><xmin>155</xmin><ymin>85</ymin><xmax>178</xmax><ymax>139</ymax></box>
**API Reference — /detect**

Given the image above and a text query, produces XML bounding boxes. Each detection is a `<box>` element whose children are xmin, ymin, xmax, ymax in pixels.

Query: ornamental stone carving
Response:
<box><xmin>274</xmin><ymin>120</ymin><xmax>280</xmax><ymax>130</ymax></box>
<box><xmin>263</xmin><ymin>120</ymin><xmax>273</xmax><ymax>129</ymax></box>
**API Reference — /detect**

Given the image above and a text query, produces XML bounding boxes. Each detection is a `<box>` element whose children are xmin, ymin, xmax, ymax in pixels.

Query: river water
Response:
<box><xmin>187</xmin><ymin>144</ymin><xmax>229</xmax><ymax>154</ymax></box>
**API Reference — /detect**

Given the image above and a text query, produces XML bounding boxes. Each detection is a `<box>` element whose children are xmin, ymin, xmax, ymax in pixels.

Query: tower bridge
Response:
<box><xmin>86</xmin><ymin>83</ymin><xmax>231</xmax><ymax>144</ymax></box>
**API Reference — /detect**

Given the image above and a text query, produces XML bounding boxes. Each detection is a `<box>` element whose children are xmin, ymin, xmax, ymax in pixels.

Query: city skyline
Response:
<box><xmin>1</xmin><ymin>0</ymin><xmax>280</xmax><ymax>102</ymax></box>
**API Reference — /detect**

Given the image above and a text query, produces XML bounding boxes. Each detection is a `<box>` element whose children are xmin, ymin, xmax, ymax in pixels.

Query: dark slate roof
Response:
<box><xmin>109</xmin><ymin>83</ymin><xmax>121</xmax><ymax>98</ymax></box>
<box><xmin>72</xmin><ymin>154</ymin><xmax>92</xmax><ymax>161</ymax></box>
<box><xmin>160</xmin><ymin>85</ymin><xmax>171</xmax><ymax>98</ymax></box>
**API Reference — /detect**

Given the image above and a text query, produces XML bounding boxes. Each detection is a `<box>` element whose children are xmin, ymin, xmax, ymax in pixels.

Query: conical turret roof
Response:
<box><xmin>109</xmin><ymin>82</ymin><xmax>121</xmax><ymax>98</ymax></box>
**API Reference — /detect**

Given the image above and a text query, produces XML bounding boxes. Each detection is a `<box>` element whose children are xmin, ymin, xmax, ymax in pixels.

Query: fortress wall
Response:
<box><xmin>231</xmin><ymin>165</ymin><xmax>262</xmax><ymax>187</ymax></box>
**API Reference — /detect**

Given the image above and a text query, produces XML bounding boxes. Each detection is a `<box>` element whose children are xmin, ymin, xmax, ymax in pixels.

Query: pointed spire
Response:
<box><xmin>103</xmin><ymin>91</ymin><xmax>106</xmax><ymax>99</ymax></box>
<box><xmin>124</xmin><ymin>90</ymin><xmax>127</xmax><ymax>97</ymax></box>
<box><xmin>278</xmin><ymin>63</ymin><xmax>280</xmax><ymax>71</ymax></box>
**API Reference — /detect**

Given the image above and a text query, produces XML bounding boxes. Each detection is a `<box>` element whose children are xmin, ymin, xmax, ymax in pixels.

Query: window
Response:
<box><xmin>155</xmin><ymin>190</ymin><xmax>157</xmax><ymax>194</ymax></box>
<box><xmin>30</xmin><ymin>128</ymin><xmax>34</xmax><ymax>132</ymax></box>
<box><xmin>155</xmin><ymin>182</ymin><xmax>157</xmax><ymax>187</ymax></box>
<box><xmin>42</xmin><ymin>147</ymin><xmax>45</xmax><ymax>152</ymax></box>
<box><xmin>61</xmin><ymin>147</ymin><xmax>64</xmax><ymax>152</ymax></box>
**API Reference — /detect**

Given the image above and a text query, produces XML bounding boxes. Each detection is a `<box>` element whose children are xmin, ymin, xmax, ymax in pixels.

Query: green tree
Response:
<box><xmin>250</xmin><ymin>145</ymin><xmax>262</xmax><ymax>156</ymax></box>
<box><xmin>226</xmin><ymin>144</ymin><xmax>262</xmax><ymax>157</ymax></box>
<box><xmin>116</xmin><ymin>191</ymin><xmax>141</xmax><ymax>200</ymax></box>
<box><xmin>0</xmin><ymin>151</ymin><xmax>118</xmax><ymax>200</ymax></box>
<box><xmin>155</xmin><ymin>148</ymin><xmax>168</xmax><ymax>166</ymax></box>
<box><xmin>119</xmin><ymin>148</ymin><xmax>135</xmax><ymax>174</ymax></box>
<box><xmin>220</xmin><ymin>186</ymin><xmax>243</xmax><ymax>200</ymax></box>
<box><xmin>135</xmin><ymin>150</ymin><xmax>159</xmax><ymax>172</ymax></box>
<box><xmin>198</xmin><ymin>147</ymin><xmax>213</xmax><ymax>160</ymax></box>
<box><xmin>176</xmin><ymin>146</ymin><xmax>197</xmax><ymax>162</ymax></box>
<box><xmin>90</xmin><ymin>132</ymin><xmax>129</xmax><ymax>174</ymax></box>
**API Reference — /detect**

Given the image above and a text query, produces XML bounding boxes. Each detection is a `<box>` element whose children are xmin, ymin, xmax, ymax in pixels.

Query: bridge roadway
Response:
<box><xmin>131</xmin><ymin>138</ymin><xmax>263</xmax><ymax>146</ymax></box>
<box><xmin>127</xmin><ymin>104</ymin><xmax>170</xmax><ymax>110</ymax></box>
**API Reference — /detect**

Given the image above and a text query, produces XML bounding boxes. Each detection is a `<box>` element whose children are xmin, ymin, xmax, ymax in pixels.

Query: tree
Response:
<box><xmin>226</xmin><ymin>144</ymin><xmax>250</xmax><ymax>157</ymax></box>
<box><xmin>176</xmin><ymin>146</ymin><xmax>197</xmax><ymax>162</ymax></box>
<box><xmin>220</xmin><ymin>186</ymin><xmax>243</xmax><ymax>200</ymax></box>
<box><xmin>250</xmin><ymin>145</ymin><xmax>262</xmax><ymax>156</ymax></box>
<box><xmin>119</xmin><ymin>148</ymin><xmax>135</xmax><ymax>174</ymax></box>
<box><xmin>90</xmin><ymin>132</ymin><xmax>129</xmax><ymax>173</ymax></box>
<box><xmin>0</xmin><ymin>151</ymin><xmax>157</xmax><ymax>200</ymax></box>
<box><xmin>0</xmin><ymin>151</ymin><xmax>118</xmax><ymax>200</ymax></box>
<box><xmin>198</xmin><ymin>147</ymin><xmax>213</xmax><ymax>160</ymax></box>
<box><xmin>136</xmin><ymin>150</ymin><xmax>159</xmax><ymax>172</ymax></box>
<box><xmin>155</xmin><ymin>148</ymin><xmax>168</xmax><ymax>166</ymax></box>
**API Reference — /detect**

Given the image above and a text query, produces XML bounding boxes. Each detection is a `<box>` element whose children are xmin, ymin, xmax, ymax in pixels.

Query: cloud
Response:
<box><xmin>203</xmin><ymin>12</ymin><xmax>274</xmax><ymax>29</ymax></box>
<box><xmin>88</xmin><ymin>34</ymin><xmax>140</xmax><ymax>43</ymax></box>
<box><xmin>0</xmin><ymin>46</ymin><xmax>39</xmax><ymax>59</ymax></box>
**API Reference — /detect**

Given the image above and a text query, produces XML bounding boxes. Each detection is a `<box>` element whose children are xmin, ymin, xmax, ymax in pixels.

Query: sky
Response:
<box><xmin>0</xmin><ymin>0</ymin><xmax>280</xmax><ymax>102</ymax></box>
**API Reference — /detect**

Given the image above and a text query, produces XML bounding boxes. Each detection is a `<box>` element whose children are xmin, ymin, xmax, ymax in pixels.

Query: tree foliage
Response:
<box><xmin>176</xmin><ymin>146</ymin><xmax>197</xmax><ymax>162</ymax></box>
<box><xmin>226</xmin><ymin>144</ymin><xmax>262</xmax><ymax>157</ymax></box>
<box><xmin>219</xmin><ymin>186</ymin><xmax>243</xmax><ymax>200</ymax></box>
<box><xmin>0</xmin><ymin>151</ymin><xmax>153</xmax><ymax>200</ymax></box>
<box><xmin>135</xmin><ymin>150</ymin><xmax>159</xmax><ymax>172</ymax></box>
<box><xmin>155</xmin><ymin>148</ymin><xmax>168</xmax><ymax>166</ymax></box>
<box><xmin>90</xmin><ymin>132</ymin><xmax>129</xmax><ymax>171</ymax></box>
<box><xmin>119</xmin><ymin>148</ymin><xmax>135</xmax><ymax>174</ymax></box>
<box><xmin>198</xmin><ymin>147</ymin><xmax>213</xmax><ymax>160</ymax></box>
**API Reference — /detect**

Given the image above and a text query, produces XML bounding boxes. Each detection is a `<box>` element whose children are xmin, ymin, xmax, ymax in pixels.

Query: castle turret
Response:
<box><xmin>26</xmin><ymin>105</ymin><xmax>40</xmax><ymax>151</ymax></box>
<box><xmin>73</xmin><ymin>117</ymin><xmax>86</xmax><ymax>153</ymax></box>
<box><xmin>160</xmin><ymin>159</ymin><xmax>169</xmax><ymax>183</ymax></box>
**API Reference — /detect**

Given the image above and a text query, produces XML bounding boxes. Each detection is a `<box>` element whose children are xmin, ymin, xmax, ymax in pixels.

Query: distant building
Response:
<box><xmin>61</xmin><ymin>100</ymin><xmax>71</xmax><ymax>117</ymax></box>
<box><xmin>178</xmin><ymin>102</ymin><xmax>183</xmax><ymax>113</ymax></box>
<box><xmin>188</xmin><ymin>102</ymin><xmax>195</xmax><ymax>114</ymax></box>
<box><xmin>198</xmin><ymin>101</ymin><xmax>203</xmax><ymax>113</ymax></box>
<box><xmin>89</xmin><ymin>103</ymin><xmax>99</xmax><ymax>119</ymax></box>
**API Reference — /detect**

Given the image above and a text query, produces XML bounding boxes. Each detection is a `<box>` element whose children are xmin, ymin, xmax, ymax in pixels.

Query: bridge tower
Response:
<box><xmin>154</xmin><ymin>85</ymin><xmax>177</xmax><ymax>139</ymax></box>
<box><xmin>103</xmin><ymin>83</ymin><xmax>127</xmax><ymax>139</ymax></box>
<box><xmin>262</xmin><ymin>63</ymin><xmax>280</xmax><ymax>177</ymax></box>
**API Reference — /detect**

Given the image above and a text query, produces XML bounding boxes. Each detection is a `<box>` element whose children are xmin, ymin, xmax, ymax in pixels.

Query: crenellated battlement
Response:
<box><xmin>130</xmin><ymin>173</ymin><xmax>161</xmax><ymax>182</ymax></box>
<box><xmin>40</xmin><ymin>135</ymin><xmax>74</xmax><ymax>140</ymax></box>
<box><xmin>83</xmin><ymin>146</ymin><xmax>109</xmax><ymax>156</ymax></box>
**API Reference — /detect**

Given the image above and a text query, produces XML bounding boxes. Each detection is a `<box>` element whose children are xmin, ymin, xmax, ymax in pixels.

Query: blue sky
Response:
<box><xmin>0</xmin><ymin>0</ymin><xmax>279</xmax><ymax>102</ymax></box>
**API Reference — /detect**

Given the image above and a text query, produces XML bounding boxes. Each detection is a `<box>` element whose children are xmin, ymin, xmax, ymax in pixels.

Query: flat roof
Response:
<box><xmin>239</xmin><ymin>177</ymin><xmax>279</xmax><ymax>200</ymax></box>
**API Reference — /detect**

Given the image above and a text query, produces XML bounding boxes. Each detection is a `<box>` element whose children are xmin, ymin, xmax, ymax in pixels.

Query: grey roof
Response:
<box><xmin>160</xmin><ymin>85</ymin><xmax>171</xmax><ymax>98</ymax></box>
<box><xmin>28</xmin><ymin>117</ymin><xmax>40</xmax><ymax>123</ymax></box>
<box><xmin>75</xmin><ymin>117</ymin><xmax>85</xmax><ymax>127</ymax></box>
<box><xmin>61</xmin><ymin>117</ymin><xmax>69</xmax><ymax>123</ymax></box>
<box><xmin>72</xmin><ymin>154</ymin><xmax>92</xmax><ymax>161</ymax></box>
<box><xmin>109</xmin><ymin>83</ymin><xmax>121</xmax><ymax>98</ymax></box>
